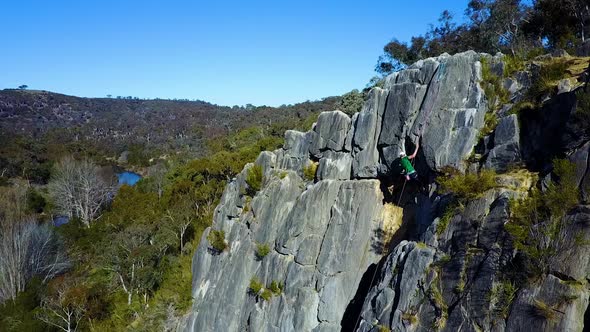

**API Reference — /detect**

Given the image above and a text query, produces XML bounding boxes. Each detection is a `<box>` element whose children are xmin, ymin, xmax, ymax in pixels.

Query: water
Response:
<box><xmin>117</xmin><ymin>171</ymin><xmax>142</xmax><ymax>186</ymax></box>
<box><xmin>54</xmin><ymin>216</ymin><xmax>69</xmax><ymax>226</ymax></box>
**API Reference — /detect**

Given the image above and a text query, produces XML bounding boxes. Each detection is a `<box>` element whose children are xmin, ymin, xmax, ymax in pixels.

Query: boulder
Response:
<box><xmin>277</xmin><ymin>130</ymin><xmax>312</xmax><ymax>173</ymax></box>
<box><xmin>309</xmin><ymin>111</ymin><xmax>351</xmax><ymax>158</ymax></box>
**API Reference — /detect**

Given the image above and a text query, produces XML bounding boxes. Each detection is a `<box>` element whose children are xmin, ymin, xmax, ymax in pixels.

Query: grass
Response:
<box><xmin>303</xmin><ymin>161</ymin><xmax>318</xmax><ymax>182</ymax></box>
<box><xmin>481</xmin><ymin>57</ymin><xmax>510</xmax><ymax>111</ymax></box>
<box><xmin>269</xmin><ymin>280</ymin><xmax>283</xmax><ymax>295</ymax></box>
<box><xmin>505</xmin><ymin>159</ymin><xmax>579</xmax><ymax>277</ymax></box>
<box><xmin>376</xmin><ymin>325</ymin><xmax>391</xmax><ymax>332</ymax></box>
<box><xmin>504</xmin><ymin>54</ymin><xmax>526</xmax><ymax>77</ymax></box>
<box><xmin>243</xmin><ymin>196</ymin><xmax>252</xmax><ymax>213</ymax></box>
<box><xmin>260</xmin><ymin>289</ymin><xmax>273</xmax><ymax>301</ymax></box>
<box><xmin>429</xmin><ymin>272</ymin><xmax>448</xmax><ymax>330</ymax></box>
<box><xmin>438</xmin><ymin>170</ymin><xmax>497</xmax><ymax>201</ymax></box>
<box><xmin>245</xmin><ymin>165</ymin><xmax>263</xmax><ymax>195</ymax></box>
<box><xmin>434</xmin><ymin>254</ymin><xmax>451</xmax><ymax>267</ymax></box>
<box><xmin>401</xmin><ymin>311</ymin><xmax>418</xmax><ymax>325</ymax></box>
<box><xmin>255</xmin><ymin>243</ymin><xmax>271</xmax><ymax>259</ymax></box>
<box><xmin>249</xmin><ymin>278</ymin><xmax>263</xmax><ymax>295</ymax></box>
<box><xmin>488</xmin><ymin>281</ymin><xmax>517</xmax><ymax>319</ymax></box>
<box><xmin>381</xmin><ymin>203</ymin><xmax>403</xmax><ymax>250</ymax></box>
<box><xmin>527</xmin><ymin>57</ymin><xmax>589</xmax><ymax>101</ymax></box>
<box><xmin>437</xmin><ymin>202</ymin><xmax>461</xmax><ymax>236</ymax></box>
<box><xmin>480</xmin><ymin>111</ymin><xmax>500</xmax><ymax>138</ymax></box>
<box><xmin>508</xmin><ymin>100</ymin><xmax>537</xmax><ymax>116</ymax></box>
<box><xmin>528</xmin><ymin>59</ymin><xmax>570</xmax><ymax>99</ymax></box>
<box><xmin>532</xmin><ymin>299</ymin><xmax>557</xmax><ymax>321</ymax></box>
<box><xmin>207</xmin><ymin>229</ymin><xmax>228</xmax><ymax>252</ymax></box>
<box><xmin>249</xmin><ymin>278</ymin><xmax>281</xmax><ymax>301</ymax></box>
<box><xmin>454</xmin><ymin>280</ymin><xmax>465</xmax><ymax>294</ymax></box>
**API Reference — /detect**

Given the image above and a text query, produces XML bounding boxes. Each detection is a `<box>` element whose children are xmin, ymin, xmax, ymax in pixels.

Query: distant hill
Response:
<box><xmin>0</xmin><ymin>89</ymin><xmax>340</xmax><ymax>181</ymax></box>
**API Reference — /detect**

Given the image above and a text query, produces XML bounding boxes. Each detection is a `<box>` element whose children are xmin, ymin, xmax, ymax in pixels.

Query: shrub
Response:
<box><xmin>207</xmin><ymin>230</ymin><xmax>228</xmax><ymax>252</ymax></box>
<box><xmin>245</xmin><ymin>165</ymin><xmax>263</xmax><ymax>195</ymax></box>
<box><xmin>255</xmin><ymin>243</ymin><xmax>270</xmax><ymax>260</ymax></box>
<box><xmin>303</xmin><ymin>162</ymin><xmax>318</xmax><ymax>182</ymax></box>
<box><xmin>545</xmin><ymin>159</ymin><xmax>579</xmax><ymax>217</ymax></box>
<box><xmin>505</xmin><ymin>159</ymin><xmax>579</xmax><ymax>276</ymax></box>
<box><xmin>481</xmin><ymin>58</ymin><xmax>510</xmax><ymax>111</ymax></box>
<box><xmin>269</xmin><ymin>280</ymin><xmax>283</xmax><ymax>295</ymax></box>
<box><xmin>249</xmin><ymin>278</ymin><xmax>263</xmax><ymax>295</ymax></box>
<box><xmin>26</xmin><ymin>188</ymin><xmax>46</xmax><ymax>213</ymax></box>
<box><xmin>260</xmin><ymin>289</ymin><xmax>273</xmax><ymax>301</ymax></box>
<box><xmin>337</xmin><ymin>89</ymin><xmax>365</xmax><ymax>116</ymax></box>
<box><xmin>438</xmin><ymin>170</ymin><xmax>497</xmax><ymax>201</ymax></box>
<box><xmin>401</xmin><ymin>312</ymin><xmax>418</xmax><ymax>325</ymax></box>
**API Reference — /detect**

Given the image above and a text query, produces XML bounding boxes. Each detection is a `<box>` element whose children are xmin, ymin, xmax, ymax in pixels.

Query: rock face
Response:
<box><xmin>484</xmin><ymin>114</ymin><xmax>521</xmax><ymax>172</ymax></box>
<box><xmin>183</xmin><ymin>51</ymin><xmax>590</xmax><ymax>332</ymax></box>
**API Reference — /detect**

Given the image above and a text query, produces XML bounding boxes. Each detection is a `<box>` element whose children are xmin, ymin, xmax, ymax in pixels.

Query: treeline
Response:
<box><xmin>377</xmin><ymin>0</ymin><xmax>590</xmax><ymax>74</ymax></box>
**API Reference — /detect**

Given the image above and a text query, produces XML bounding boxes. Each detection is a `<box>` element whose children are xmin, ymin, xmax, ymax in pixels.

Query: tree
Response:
<box><xmin>164</xmin><ymin>197</ymin><xmax>195</xmax><ymax>253</ymax></box>
<box><xmin>18</xmin><ymin>85</ymin><xmax>28</xmax><ymax>90</ymax></box>
<box><xmin>525</xmin><ymin>0</ymin><xmax>590</xmax><ymax>49</ymax></box>
<box><xmin>375</xmin><ymin>1</ymin><xmax>541</xmax><ymax>75</ymax></box>
<box><xmin>101</xmin><ymin>224</ymin><xmax>168</xmax><ymax>306</ymax></box>
<box><xmin>0</xmin><ymin>184</ymin><xmax>69</xmax><ymax>302</ymax></box>
<box><xmin>48</xmin><ymin>157</ymin><xmax>114</xmax><ymax>227</ymax></box>
<box><xmin>465</xmin><ymin>0</ymin><xmax>531</xmax><ymax>54</ymax></box>
<box><xmin>36</xmin><ymin>276</ymin><xmax>86</xmax><ymax>332</ymax></box>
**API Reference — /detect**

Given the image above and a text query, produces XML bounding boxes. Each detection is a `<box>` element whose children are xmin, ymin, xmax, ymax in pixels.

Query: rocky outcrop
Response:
<box><xmin>183</xmin><ymin>51</ymin><xmax>590</xmax><ymax>332</ymax></box>
<box><xmin>484</xmin><ymin>114</ymin><xmax>521</xmax><ymax>172</ymax></box>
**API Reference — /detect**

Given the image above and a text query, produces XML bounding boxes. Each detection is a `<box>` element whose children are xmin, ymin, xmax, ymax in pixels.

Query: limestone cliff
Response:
<box><xmin>182</xmin><ymin>51</ymin><xmax>590</xmax><ymax>331</ymax></box>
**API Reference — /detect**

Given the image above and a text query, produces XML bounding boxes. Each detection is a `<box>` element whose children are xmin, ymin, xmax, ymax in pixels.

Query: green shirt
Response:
<box><xmin>400</xmin><ymin>156</ymin><xmax>415</xmax><ymax>174</ymax></box>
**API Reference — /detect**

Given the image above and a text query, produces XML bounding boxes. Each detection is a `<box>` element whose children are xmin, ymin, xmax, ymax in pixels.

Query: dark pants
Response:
<box><xmin>406</xmin><ymin>172</ymin><xmax>428</xmax><ymax>193</ymax></box>
<box><xmin>406</xmin><ymin>172</ymin><xmax>418</xmax><ymax>181</ymax></box>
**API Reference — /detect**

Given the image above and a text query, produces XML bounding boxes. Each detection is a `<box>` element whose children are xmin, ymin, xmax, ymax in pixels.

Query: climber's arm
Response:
<box><xmin>409</xmin><ymin>142</ymin><xmax>419</xmax><ymax>160</ymax></box>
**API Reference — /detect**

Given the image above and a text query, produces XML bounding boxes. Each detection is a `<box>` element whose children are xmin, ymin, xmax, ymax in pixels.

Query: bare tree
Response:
<box><xmin>36</xmin><ymin>277</ymin><xmax>86</xmax><ymax>332</ymax></box>
<box><xmin>48</xmin><ymin>157</ymin><xmax>114</xmax><ymax>227</ymax></box>
<box><xmin>0</xmin><ymin>184</ymin><xmax>69</xmax><ymax>303</ymax></box>
<box><xmin>147</xmin><ymin>163</ymin><xmax>168</xmax><ymax>200</ymax></box>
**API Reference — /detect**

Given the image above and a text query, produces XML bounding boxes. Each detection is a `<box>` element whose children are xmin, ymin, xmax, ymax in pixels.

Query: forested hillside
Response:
<box><xmin>0</xmin><ymin>89</ymin><xmax>342</xmax><ymax>183</ymax></box>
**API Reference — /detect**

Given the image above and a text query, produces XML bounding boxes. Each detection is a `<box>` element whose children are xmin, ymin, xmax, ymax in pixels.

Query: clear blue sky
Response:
<box><xmin>0</xmin><ymin>0</ymin><xmax>469</xmax><ymax>106</ymax></box>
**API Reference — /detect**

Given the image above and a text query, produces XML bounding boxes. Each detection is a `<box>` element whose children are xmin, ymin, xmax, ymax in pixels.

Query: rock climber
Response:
<box><xmin>399</xmin><ymin>142</ymin><xmax>420</xmax><ymax>182</ymax></box>
<box><xmin>398</xmin><ymin>142</ymin><xmax>430</xmax><ymax>196</ymax></box>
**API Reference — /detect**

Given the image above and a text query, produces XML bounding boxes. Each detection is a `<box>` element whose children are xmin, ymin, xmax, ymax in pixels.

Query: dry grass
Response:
<box><xmin>381</xmin><ymin>203</ymin><xmax>403</xmax><ymax>246</ymax></box>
